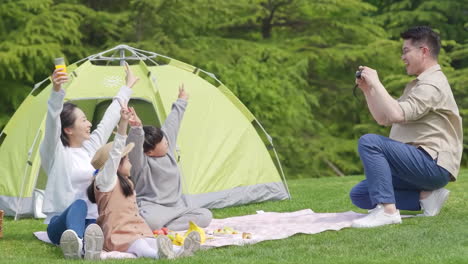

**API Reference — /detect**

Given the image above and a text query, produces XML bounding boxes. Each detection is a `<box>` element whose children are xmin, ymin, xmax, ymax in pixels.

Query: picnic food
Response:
<box><xmin>152</xmin><ymin>227</ymin><xmax>170</xmax><ymax>236</ymax></box>
<box><xmin>242</xmin><ymin>232</ymin><xmax>252</xmax><ymax>239</ymax></box>
<box><xmin>173</xmin><ymin>233</ymin><xmax>185</xmax><ymax>246</ymax></box>
<box><xmin>153</xmin><ymin>222</ymin><xmax>206</xmax><ymax>245</ymax></box>
<box><xmin>214</xmin><ymin>226</ymin><xmax>239</xmax><ymax>235</ymax></box>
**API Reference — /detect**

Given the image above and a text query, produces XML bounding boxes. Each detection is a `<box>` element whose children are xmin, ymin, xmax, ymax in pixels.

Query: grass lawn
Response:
<box><xmin>1</xmin><ymin>172</ymin><xmax>468</xmax><ymax>264</ymax></box>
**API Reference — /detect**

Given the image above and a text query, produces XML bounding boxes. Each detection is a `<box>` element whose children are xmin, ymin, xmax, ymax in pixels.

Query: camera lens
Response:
<box><xmin>355</xmin><ymin>71</ymin><xmax>362</xmax><ymax>79</ymax></box>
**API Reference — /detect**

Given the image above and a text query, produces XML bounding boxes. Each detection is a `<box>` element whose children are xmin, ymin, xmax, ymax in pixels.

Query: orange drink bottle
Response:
<box><xmin>54</xmin><ymin>57</ymin><xmax>67</xmax><ymax>73</ymax></box>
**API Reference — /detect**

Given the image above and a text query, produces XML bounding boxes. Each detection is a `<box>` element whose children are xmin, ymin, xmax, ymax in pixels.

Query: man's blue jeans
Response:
<box><xmin>350</xmin><ymin>134</ymin><xmax>451</xmax><ymax>211</ymax></box>
<box><xmin>46</xmin><ymin>199</ymin><xmax>96</xmax><ymax>245</ymax></box>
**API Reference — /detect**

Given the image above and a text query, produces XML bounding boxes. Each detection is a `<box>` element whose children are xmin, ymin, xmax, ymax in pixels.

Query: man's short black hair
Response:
<box><xmin>400</xmin><ymin>26</ymin><xmax>441</xmax><ymax>59</ymax></box>
<box><xmin>143</xmin><ymin>125</ymin><xmax>164</xmax><ymax>153</ymax></box>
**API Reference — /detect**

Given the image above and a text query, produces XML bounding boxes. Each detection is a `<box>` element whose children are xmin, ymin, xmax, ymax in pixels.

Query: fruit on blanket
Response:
<box><xmin>185</xmin><ymin>221</ymin><xmax>206</xmax><ymax>244</ymax></box>
<box><xmin>173</xmin><ymin>233</ymin><xmax>185</xmax><ymax>246</ymax></box>
<box><xmin>223</xmin><ymin>227</ymin><xmax>238</xmax><ymax>234</ymax></box>
<box><xmin>223</xmin><ymin>227</ymin><xmax>234</xmax><ymax>233</ymax></box>
<box><xmin>242</xmin><ymin>232</ymin><xmax>252</xmax><ymax>239</ymax></box>
<box><xmin>214</xmin><ymin>226</ymin><xmax>239</xmax><ymax>235</ymax></box>
<box><xmin>152</xmin><ymin>229</ymin><xmax>165</xmax><ymax>236</ymax></box>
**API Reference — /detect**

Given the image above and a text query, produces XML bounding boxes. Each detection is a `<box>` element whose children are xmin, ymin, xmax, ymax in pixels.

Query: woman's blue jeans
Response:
<box><xmin>46</xmin><ymin>199</ymin><xmax>96</xmax><ymax>245</ymax></box>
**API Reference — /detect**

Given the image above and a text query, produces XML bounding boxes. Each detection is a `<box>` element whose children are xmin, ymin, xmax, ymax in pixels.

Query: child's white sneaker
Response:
<box><xmin>60</xmin><ymin>229</ymin><xmax>82</xmax><ymax>259</ymax></box>
<box><xmin>177</xmin><ymin>231</ymin><xmax>201</xmax><ymax>257</ymax></box>
<box><xmin>83</xmin><ymin>223</ymin><xmax>104</xmax><ymax>260</ymax></box>
<box><xmin>156</xmin><ymin>235</ymin><xmax>175</xmax><ymax>259</ymax></box>
<box><xmin>352</xmin><ymin>204</ymin><xmax>402</xmax><ymax>228</ymax></box>
<box><xmin>418</xmin><ymin>188</ymin><xmax>450</xmax><ymax>217</ymax></box>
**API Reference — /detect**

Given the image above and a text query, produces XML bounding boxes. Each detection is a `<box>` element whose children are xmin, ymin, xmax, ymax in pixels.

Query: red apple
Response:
<box><xmin>153</xmin><ymin>229</ymin><xmax>165</xmax><ymax>235</ymax></box>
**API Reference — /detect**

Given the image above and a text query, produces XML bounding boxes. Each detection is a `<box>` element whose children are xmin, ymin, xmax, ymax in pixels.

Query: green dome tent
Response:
<box><xmin>0</xmin><ymin>45</ymin><xmax>290</xmax><ymax>220</ymax></box>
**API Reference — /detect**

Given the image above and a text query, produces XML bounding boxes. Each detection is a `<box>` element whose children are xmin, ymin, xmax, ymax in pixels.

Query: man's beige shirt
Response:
<box><xmin>389</xmin><ymin>64</ymin><xmax>463</xmax><ymax>180</ymax></box>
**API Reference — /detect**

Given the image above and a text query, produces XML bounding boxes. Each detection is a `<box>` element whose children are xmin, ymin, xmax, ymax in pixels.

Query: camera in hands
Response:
<box><xmin>355</xmin><ymin>70</ymin><xmax>362</xmax><ymax>79</ymax></box>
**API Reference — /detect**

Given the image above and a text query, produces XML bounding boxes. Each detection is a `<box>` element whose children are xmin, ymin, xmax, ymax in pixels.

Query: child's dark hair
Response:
<box><xmin>87</xmin><ymin>158</ymin><xmax>133</xmax><ymax>203</ymax></box>
<box><xmin>143</xmin><ymin>125</ymin><xmax>164</xmax><ymax>153</ymax></box>
<box><xmin>400</xmin><ymin>26</ymin><xmax>441</xmax><ymax>59</ymax></box>
<box><xmin>60</xmin><ymin>102</ymin><xmax>78</xmax><ymax>147</ymax></box>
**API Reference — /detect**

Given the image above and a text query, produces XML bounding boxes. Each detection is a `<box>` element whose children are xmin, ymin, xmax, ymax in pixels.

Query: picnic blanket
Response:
<box><xmin>202</xmin><ymin>209</ymin><xmax>364</xmax><ymax>248</ymax></box>
<box><xmin>34</xmin><ymin>209</ymin><xmax>366</xmax><ymax>258</ymax></box>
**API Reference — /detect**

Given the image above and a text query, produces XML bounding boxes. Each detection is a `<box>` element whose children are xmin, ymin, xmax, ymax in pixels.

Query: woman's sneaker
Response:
<box><xmin>156</xmin><ymin>235</ymin><xmax>175</xmax><ymax>259</ymax></box>
<box><xmin>60</xmin><ymin>229</ymin><xmax>82</xmax><ymax>259</ymax></box>
<box><xmin>83</xmin><ymin>224</ymin><xmax>104</xmax><ymax>260</ymax></box>
<box><xmin>178</xmin><ymin>231</ymin><xmax>201</xmax><ymax>257</ymax></box>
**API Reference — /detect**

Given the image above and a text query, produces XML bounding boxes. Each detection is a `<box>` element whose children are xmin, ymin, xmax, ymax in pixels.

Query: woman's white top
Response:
<box><xmin>40</xmin><ymin>86</ymin><xmax>132</xmax><ymax>224</ymax></box>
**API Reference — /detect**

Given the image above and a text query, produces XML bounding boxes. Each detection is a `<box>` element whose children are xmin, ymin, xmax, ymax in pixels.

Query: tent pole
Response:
<box><xmin>255</xmin><ymin>121</ymin><xmax>292</xmax><ymax>200</ymax></box>
<box><xmin>176</xmin><ymin>147</ymin><xmax>193</xmax><ymax>208</ymax></box>
<box><xmin>119</xmin><ymin>48</ymin><xmax>126</xmax><ymax>66</ymax></box>
<box><xmin>271</xmin><ymin>146</ymin><xmax>292</xmax><ymax>200</ymax></box>
<box><xmin>14</xmin><ymin>127</ymin><xmax>43</xmax><ymax>220</ymax></box>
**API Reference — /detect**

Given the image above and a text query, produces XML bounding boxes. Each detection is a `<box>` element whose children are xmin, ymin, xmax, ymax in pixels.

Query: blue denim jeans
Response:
<box><xmin>350</xmin><ymin>134</ymin><xmax>451</xmax><ymax>211</ymax></box>
<box><xmin>46</xmin><ymin>199</ymin><xmax>96</xmax><ymax>245</ymax></box>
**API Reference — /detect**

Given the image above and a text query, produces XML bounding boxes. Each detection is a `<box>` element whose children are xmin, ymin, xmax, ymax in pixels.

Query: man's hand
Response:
<box><xmin>124</xmin><ymin>62</ymin><xmax>140</xmax><ymax>88</ymax></box>
<box><xmin>178</xmin><ymin>83</ymin><xmax>189</xmax><ymax>101</ymax></box>
<box><xmin>51</xmin><ymin>68</ymin><xmax>69</xmax><ymax>92</ymax></box>
<box><xmin>128</xmin><ymin>107</ymin><xmax>142</xmax><ymax>127</ymax></box>
<box><xmin>356</xmin><ymin>66</ymin><xmax>382</xmax><ymax>94</ymax></box>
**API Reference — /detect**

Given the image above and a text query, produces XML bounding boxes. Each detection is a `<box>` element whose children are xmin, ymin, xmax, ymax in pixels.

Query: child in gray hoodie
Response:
<box><xmin>126</xmin><ymin>84</ymin><xmax>212</xmax><ymax>231</ymax></box>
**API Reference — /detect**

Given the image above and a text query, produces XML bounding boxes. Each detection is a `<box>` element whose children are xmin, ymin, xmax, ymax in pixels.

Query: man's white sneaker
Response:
<box><xmin>60</xmin><ymin>229</ymin><xmax>82</xmax><ymax>259</ymax></box>
<box><xmin>156</xmin><ymin>235</ymin><xmax>175</xmax><ymax>259</ymax></box>
<box><xmin>418</xmin><ymin>188</ymin><xmax>450</xmax><ymax>217</ymax></box>
<box><xmin>352</xmin><ymin>205</ymin><xmax>402</xmax><ymax>228</ymax></box>
<box><xmin>83</xmin><ymin>223</ymin><xmax>104</xmax><ymax>260</ymax></box>
<box><xmin>177</xmin><ymin>231</ymin><xmax>201</xmax><ymax>258</ymax></box>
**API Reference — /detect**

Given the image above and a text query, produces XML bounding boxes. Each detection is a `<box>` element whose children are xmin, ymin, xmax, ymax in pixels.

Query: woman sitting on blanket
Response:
<box><xmin>40</xmin><ymin>62</ymin><xmax>137</xmax><ymax>259</ymax></box>
<box><xmin>86</xmin><ymin>105</ymin><xmax>200</xmax><ymax>259</ymax></box>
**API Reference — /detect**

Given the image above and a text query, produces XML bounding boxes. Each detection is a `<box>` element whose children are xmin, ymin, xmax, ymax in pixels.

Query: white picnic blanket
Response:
<box><xmin>34</xmin><ymin>209</ymin><xmax>367</xmax><ymax>258</ymax></box>
<box><xmin>202</xmin><ymin>209</ymin><xmax>364</xmax><ymax>248</ymax></box>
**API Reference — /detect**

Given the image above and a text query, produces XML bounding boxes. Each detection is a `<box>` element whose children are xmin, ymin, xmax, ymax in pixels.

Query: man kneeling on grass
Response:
<box><xmin>350</xmin><ymin>26</ymin><xmax>462</xmax><ymax>228</ymax></box>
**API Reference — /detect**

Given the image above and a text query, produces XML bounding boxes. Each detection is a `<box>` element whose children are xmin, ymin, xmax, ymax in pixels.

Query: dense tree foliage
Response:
<box><xmin>1</xmin><ymin>0</ymin><xmax>467</xmax><ymax>177</ymax></box>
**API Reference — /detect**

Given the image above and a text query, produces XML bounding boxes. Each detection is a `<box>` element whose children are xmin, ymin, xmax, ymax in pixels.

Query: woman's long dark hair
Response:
<box><xmin>60</xmin><ymin>102</ymin><xmax>78</xmax><ymax>147</ymax></box>
<box><xmin>87</xmin><ymin>158</ymin><xmax>133</xmax><ymax>203</ymax></box>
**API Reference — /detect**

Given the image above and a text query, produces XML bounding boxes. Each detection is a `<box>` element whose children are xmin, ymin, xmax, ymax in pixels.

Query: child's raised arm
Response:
<box><xmin>94</xmin><ymin>106</ymin><xmax>130</xmax><ymax>192</ymax></box>
<box><xmin>161</xmin><ymin>84</ymin><xmax>189</xmax><ymax>152</ymax></box>
<box><xmin>126</xmin><ymin>107</ymin><xmax>146</xmax><ymax>179</ymax></box>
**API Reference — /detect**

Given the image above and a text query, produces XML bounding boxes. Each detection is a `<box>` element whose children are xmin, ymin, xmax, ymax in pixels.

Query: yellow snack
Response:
<box><xmin>242</xmin><ymin>232</ymin><xmax>252</xmax><ymax>239</ymax></box>
<box><xmin>173</xmin><ymin>233</ymin><xmax>185</xmax><ymax>246</ymax></box>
